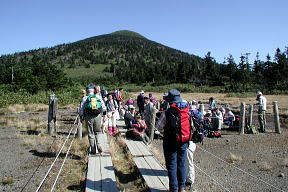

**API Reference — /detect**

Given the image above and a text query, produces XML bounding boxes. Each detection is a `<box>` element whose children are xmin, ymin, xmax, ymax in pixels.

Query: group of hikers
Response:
<box><xmin>79</xmin><ymin>84</ymin><xmax>267</xmax><ymax>192</ymax></box>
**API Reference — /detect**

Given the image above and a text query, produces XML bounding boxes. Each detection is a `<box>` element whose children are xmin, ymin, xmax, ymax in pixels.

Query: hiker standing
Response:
<box><xmin>137</xmin><ymin>90</ymin><xmax>145</xmax><ymax>114</ymax></box>
<box><xmin>144</xmin><ymin>96</ymin><xmax>156</xmax><ymax>142</ymax></box>
<box><xmin>256</xmin><ymin>91</ymin><xmax>267</xmax><ymax>132</ymax></box>
<box><xmin>80</xmin><ymin>84</ymin><xmax>106</xmax><ymax>154</ymax></box>
<box><xmin>185</xmin><ymin>141</ymin><xmax>196</xmax><ymax>190</ymax></box>
<box><xmin>149</xmin><ymin>93</ymin><xmax>157</xmax><ymax>105</ymax></box>
<box><xmin>105</xmin><ymin>93</ymin><xmax>119</xmax><ymax>136</ymax></box>
<box><xmin>159</xmin><ymin>93</ymin><xmax>169</xmax><ymax>111</ymax></box>
<box><xmin>212</xmin><ymin>108</ymin><xmax>223</xmax><ymax>131</ymax></box>
<box><xmin>156</xmin><ymin>89</ymin><xmax>192</xmax><ymax>192</ymax></box>
<box><xmin>208</xmin><ymin>97</ymin><xmax>217</xmax><ymax>110</ymax></box>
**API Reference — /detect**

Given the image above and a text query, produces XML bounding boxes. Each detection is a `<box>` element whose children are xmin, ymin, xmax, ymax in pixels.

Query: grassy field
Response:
<box><xmin>64</xmin><ymin>64</ymin><xmax>112</xmax><ymax>81</ymax></box>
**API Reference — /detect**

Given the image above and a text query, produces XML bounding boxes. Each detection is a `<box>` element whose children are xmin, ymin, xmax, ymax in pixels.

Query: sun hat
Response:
<box><xmin>128</xmin><ymin>105</ymin><xmax>136</xmax><ymax>109</ymax></box>
<box><xmin>257</xmin><ymin>91</ymin><xmax>262</xmax><ymax>96</ymax></box>
<box><xmin>165</xmin><ymin>89</ymin><xmax>182</xmax><ymax>104</ymax></box>
<box><xmin>140</xmin><ymin>90</ymin><xmax>144</xmax><ymax>94</ymax></box>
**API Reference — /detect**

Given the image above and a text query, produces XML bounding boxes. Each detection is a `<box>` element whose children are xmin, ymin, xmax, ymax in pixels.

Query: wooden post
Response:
<box><xmin>239</xmin><ymin>102</ymin><xmax>245</xmax><ymax>135</ymax></box>
<box><xmin>248</xmin><ymin>104</ymin><xmax>253</xmax><ymax>129</ymax></box>
<box><xmin>77</xmin><ymin>108</ymin><xmax>82</xmax><ymax>139</ymax></box>
<box><xmin>199</xmin><ymin>104</ymin><xmax>205</xmax><ymax>119</ymax></box>
<box><xmin>273</xmin><ymin>101</ymin><xmax>281</xmax><ymax>134</ymax></box>
<box><xmin>48</xmin><ymin>94</ymin><xmax>57</xmax><ymax>135</ymax></box>
<box><xmin>149</xmin><ymin>108</ymin><xmax>157</xmax><ymax>142</ymax></box>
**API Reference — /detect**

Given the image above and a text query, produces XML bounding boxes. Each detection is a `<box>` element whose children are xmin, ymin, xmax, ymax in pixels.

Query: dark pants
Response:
<box><xmin>163</xmin><ymin>139</ymin><xmax>188</xmax><ymax>192</ymax></box>
<box><xmin>258</xmin><ymin>110</ymin><xmax>266</xmax><ymax>132</ymax></box>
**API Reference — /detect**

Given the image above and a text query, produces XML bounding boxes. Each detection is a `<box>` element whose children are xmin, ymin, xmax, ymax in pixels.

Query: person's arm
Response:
<box><xmin>79</xmin><ymin>96</ymin><xmax>87</xmax><ymax>116</ymax></box>
<box><xmin>156</xmin><ymin>112</ymin><xmax>166</xmax><ymax>133</ymax></box>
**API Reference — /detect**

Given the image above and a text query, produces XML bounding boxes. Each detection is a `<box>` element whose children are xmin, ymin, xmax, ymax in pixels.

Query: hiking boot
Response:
<box><xmin>90</xmin><ymin>147</ymin><xmax>96</xmax><ymax>154</ymax></box>
<box><xmin>185</xmin><ymin>182</ymin><xmax>192</xmax><ymax>187</ymax></box>
<box><xmin>178</xmin><ymin>187</ymin><xmax>186</xmax><ymax>192</ymax></box>
<box><xmin>97</xmin><ymin>146</ymin><xmax>103</xmax><ymax>153</ymax></box>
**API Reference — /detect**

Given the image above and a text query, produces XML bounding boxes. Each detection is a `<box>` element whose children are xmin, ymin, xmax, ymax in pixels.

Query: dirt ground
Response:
<box><xmin>0</xmin><ymin>92</ymin><xmax>287</xmax><ymax>192</ymax></box>
<box><xmin>0</xmin><ymin>108</ymin><xmax>87</xmax><ymax>192</ymax></box>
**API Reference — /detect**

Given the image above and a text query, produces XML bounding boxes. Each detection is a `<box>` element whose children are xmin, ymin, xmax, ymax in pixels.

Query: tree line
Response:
<box><xmin>0</xmin><ymin>31</ymin><xmax>287</xmax><ymax>94</ymax></box>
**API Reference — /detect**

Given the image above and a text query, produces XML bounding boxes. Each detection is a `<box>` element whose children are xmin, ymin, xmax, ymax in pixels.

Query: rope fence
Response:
<box><xmin>35</xmin><ymin>115</ymin><xmax>79</xmax><ymax>192</ymax></box>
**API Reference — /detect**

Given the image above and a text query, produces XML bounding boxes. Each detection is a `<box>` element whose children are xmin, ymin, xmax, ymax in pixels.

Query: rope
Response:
<box><xmin>35</xmin><ymin>115</ymin><xmax>79</xmax><ymax>192</ymax></box>
<box><xmin>194</xmin><ymin>164</ymin><xmax>231</xmax><ymax>192</ymax></box>
<box><xmin>197</xmin><ymin>146</ymin><xmax>285</xmax><ymax>192</ymax></box>
<box><xmin>20</xmin><ymin>137</ymin><xmax>57</xmax><ymax>192</ymax></box>
<box><xmin>50</xmin><ymin>124</ymin><xmax>78</xmax><ymax>191</ymax></box>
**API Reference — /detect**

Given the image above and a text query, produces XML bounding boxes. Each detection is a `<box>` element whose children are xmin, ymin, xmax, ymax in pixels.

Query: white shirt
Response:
<box><xmin>258</xmin><ymin>95</ymin><xmax>267</xmax><ymax>111</ymax></box>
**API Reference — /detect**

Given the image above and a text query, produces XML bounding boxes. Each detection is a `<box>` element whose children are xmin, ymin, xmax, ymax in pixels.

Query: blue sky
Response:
<box><xmin>1</xmin><ymin>0</ymin><xmax>287</xmax><ymax>63</ymax></box>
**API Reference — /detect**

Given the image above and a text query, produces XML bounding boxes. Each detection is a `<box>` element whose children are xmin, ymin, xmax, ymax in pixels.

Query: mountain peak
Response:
<box><xmin>109</xmin><ymin>30</ymin><xmax>146</xmax><ymax>39</ymax></box>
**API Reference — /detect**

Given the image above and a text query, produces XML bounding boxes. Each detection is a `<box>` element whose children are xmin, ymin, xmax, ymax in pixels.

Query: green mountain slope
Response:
<box><xmin>0</xmin><ymin>30</ymin><xmax>205</xmax><ymax>86</ymax></box>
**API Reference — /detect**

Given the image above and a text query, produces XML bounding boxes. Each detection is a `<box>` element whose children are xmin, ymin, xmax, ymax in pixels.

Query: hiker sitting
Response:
<box><xmin>224</xmin><ymin>107</ymin><xmax>235</xmax><ymax>126</ymax></box>
<box><xmin>125</xmin><ymin>98</ymin><xmax>135</xmax><ymax>108</ymax></box>
<box><xmin>126</xmin><ymin>112</ymin><xmax>150</xmax><ymax>145</ymax></box>
<box><xmin>124</xmin><ymin>105</ymin><xmax>136</xmax><ymax>128</ymax></box>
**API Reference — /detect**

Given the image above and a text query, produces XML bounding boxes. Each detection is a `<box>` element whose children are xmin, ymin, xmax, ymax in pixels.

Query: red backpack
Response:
<box><xmin>165</xmin><ymin>103</ymin><xmax>192</xmax><ymax>142</ymax></box>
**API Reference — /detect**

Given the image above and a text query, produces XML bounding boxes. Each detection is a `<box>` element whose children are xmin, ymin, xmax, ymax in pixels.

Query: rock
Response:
<box><xmin>252</xmin><ymin>160</ymin><xmax>256</xmax><ymax>163</ymax></box>
<box><xmin>278</xmin><ymin>173</ymin><xmax>285</xmax><ymax>177</ymax></box>
<box><xmin>226</xmin><ymin>139</ymin><xmax>229</xmax><ymax>142</ymax></box>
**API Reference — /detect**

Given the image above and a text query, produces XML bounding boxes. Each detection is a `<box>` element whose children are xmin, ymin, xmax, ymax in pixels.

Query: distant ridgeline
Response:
<box><xmin>0</xmin><ymin>30</ymin><xmax>288</xmax><ymax>94</ymax></box>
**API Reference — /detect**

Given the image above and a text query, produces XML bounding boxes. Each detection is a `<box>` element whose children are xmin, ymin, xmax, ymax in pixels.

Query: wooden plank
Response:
<box><xmin>144</xmin><ymin>156</ymin><xmax>169</xmax><ymax>190</ymax></box>
<box><xmin>126</xmin><ymin>139</ymin><xmax>141</xmax><ymax>156</ymax></box>
<box><xmin>134</xmin><ymin>141</ymin><xmax>152</xmax><ymax>156</ymax></box>
<box><xmin>97</xmin><ymin>133</ymin><xmax>110</xmax><ymax>154</ymax></box>
<box><xmin>86</xmin><ymin>156</ymin><xmax>96</xmax><ymax>192</ymax></box>
<box><xmin>100</xmin><ymin>156</ymin><xmax>118</xmax><ymax>192</ymax></box>
<box><xmin>94</xmin><ymin>156</ymin><xmax>102</xmax><ymax>192</ymax></box>
<box><xmin>134</xmin><ymin>157</ymin><xmax>167</xmax><ymax>191</ymax></box>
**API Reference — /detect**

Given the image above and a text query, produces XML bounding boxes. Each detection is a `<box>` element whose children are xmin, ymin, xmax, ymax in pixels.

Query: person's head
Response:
<box><xmin>86</xmin><ymin>84</ymin><xmax>95</xmax><ymax>94</ymax></box>
<box><xmin>149</xmin><ymin>93</ymin><xmax>152</xmax><ymax>97</ymax></box>
<box><xmin>257</xmin><ymin>91</ymin><xmax>262</xmax><ymax>96</ymax></box>
<box><xmin>108</xmin><ymin>93</ymin><xmax>113</xmax><ymax>100</ymax></box>
<box><xmin>163</xmin><ymin>93</ymin><xmax>168</xmax><ymax>100</ymax></box>
<box><xmin>144</xmin><ymin>97</ymin><xmax>149</xmax><ymax>104</ymax></box>
<box><xmin>140</xmin><ymin>90</ymin><xmax>144</xmax><ymax>94</ymax></box>
<box><xmin>225</xmin><ymin>107</ymin><xmax>231</xmax><ymax>112</ymax></box>
<box><xmin>95</xmin><ymin>85</ymin><xmax>101</xmax><ymax>93</ymax></box>
<box><xmin>119</xmin><ymin>88</ymin><xmax>123</xmax><ymax>92</ymax></box>
<box><xmin>212</xmin><ymin>108</ymin><xmax>218</xmax><ymax>113</ymax></box>
<box><xmin>129</xmin><ymin>105</ymin><xmax>136</xmax><ymax>111</ymax></box>
<box><xmin>209</xmin><ymin>97</ymin><xmax>214</xmax><ymax>102</ymax></box>
<box><xmin>81</xmin><ymin>89</ymin><xmax>86</xmax><ymax>97</ymax></box>
<box><xmin>135</xmin><ymin>112</ymin><xmax>142</xmax><ymax>120</ymax></box>
<box><xmin>165</xmin><ymin>89</ymin><xmax>182</xmax><ymax>104</ymax></box>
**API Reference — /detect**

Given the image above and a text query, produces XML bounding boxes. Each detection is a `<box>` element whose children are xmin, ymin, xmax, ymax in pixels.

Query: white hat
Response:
<box><xmin>257</xmin><ymin>91</ymin><xmax>262</xmax><ymax>96</ymax></box>
<box><xmin>207</xmin><ymin>110</ymin><xmax>212</xmax><ymax>114</ymax></box>
<box><xmin>129</xmin><ymin>105</ymin><xmax>136</xmax><ymax>109</ymax></box>
<box><xmin>140</xmin><ymin>90</ymin><xmax>144</xmax><ymax>94</ymax></box>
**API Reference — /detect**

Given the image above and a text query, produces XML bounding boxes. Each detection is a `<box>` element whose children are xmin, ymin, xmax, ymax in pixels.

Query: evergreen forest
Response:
<box><xmin>1</xmin><ymin>30</ymin><xmax>288</xmax><ymax>95</ymax></box>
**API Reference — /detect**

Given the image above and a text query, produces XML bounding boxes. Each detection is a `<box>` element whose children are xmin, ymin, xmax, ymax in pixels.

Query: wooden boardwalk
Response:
<box><xmin>125</xmin><ymin>139</ymin><xmax>169</xmax><ymax>192</ymax></box>
<box><xmin>85</xmin><ymin>132</ymin><xmax>118</xmax><ymax>192</ymax></box>
<box><xmin>85</xmin><ymin>119</ymin><xmax>169</xmax><ymax>192</ymax></box>
<box><xmin>118</xmin><ymin>116</ymin><xmax>169</xmax><ymax>192</ymax></box>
